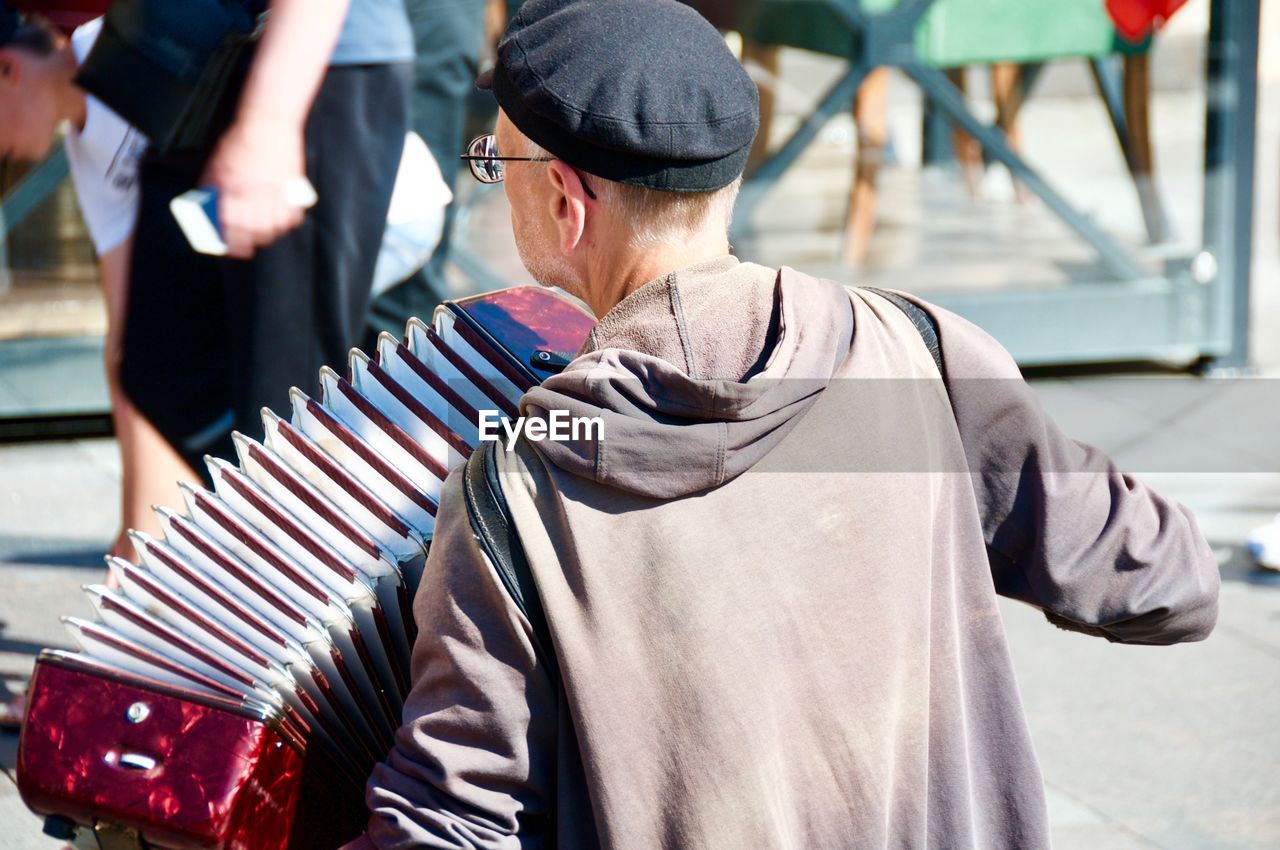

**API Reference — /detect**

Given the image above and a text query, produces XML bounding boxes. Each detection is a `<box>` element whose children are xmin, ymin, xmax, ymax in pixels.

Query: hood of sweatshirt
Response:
<box><xmin>520</xmin><ymin>256</ymin><xmax>855</xmax><ymax>499</ymax></box>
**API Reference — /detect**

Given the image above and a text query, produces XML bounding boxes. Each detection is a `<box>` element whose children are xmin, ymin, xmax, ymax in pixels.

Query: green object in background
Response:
<box><xmin>915</xmin><ymin>0</ymin><xmax>1125</xmax><ymax>65</ymax></box>
<box><xmin>743</xmin><ymin>0</ymin><xmax>1146</xmax><ymax>65</ymax></box>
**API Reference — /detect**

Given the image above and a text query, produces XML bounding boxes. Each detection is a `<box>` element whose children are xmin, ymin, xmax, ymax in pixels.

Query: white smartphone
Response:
<box><xmin>170</xmin><ymin>178</ymin><xmax>318</xmax><ymax>256</ymax></box>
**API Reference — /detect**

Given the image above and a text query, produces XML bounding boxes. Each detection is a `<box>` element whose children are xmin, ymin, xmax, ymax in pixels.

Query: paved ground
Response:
<box><xmin>2</xmin><ymin>412</ymin><xmax>1278</xmax><ymax>850</ymax></box>
<box><xmin>2</xmin><ymin>1</ymin><xmax>1278</xmax><ymax>846</ymax></box>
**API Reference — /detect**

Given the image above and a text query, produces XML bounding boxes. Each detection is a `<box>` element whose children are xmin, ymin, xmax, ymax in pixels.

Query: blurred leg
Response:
<box><xmin>99</xmin><ymin>239</ymin><xmax>200</xmax><ymax>565</ymax></box>
<box><xmin>947</xmin><ymin>66</ymin><xmax>983</xmax><ymax>198</ymax></box>
<box><xmin>99</xmin><ymin>241</ymin><xmax>199</xmax><ymax>565</ymax></box>
<box><xmin>991</xmin><ymin>62</ymin><xmax>1030</xmax><ymax>204</ymax></box>
<box><xmin>743</xmin><ymin>41</ymin><xmax>781</xmax><ymax>175</ymax></box>
<box><xmin>366</xmin><ymin>0</ymin><xmax>487</xmax><ymax>340</ymax></box>
<box><xmin>107</xmin><ymin>400</ymin><xmax>201</xmax><ymax>562</ymax></box>
<box><xmin>1122</xmin><ymin>53</ymin><xmax>1168</xmax><ymax>242</ymax></box>
<box><xmin>485</xmin><ymin>0</ymin><xmax>507</xmax><ymax>47</ymax></box>
<box><xmin>842</xmin><ymin>67</ymin><xmax>890</xmax><ymax>267</ymax></box>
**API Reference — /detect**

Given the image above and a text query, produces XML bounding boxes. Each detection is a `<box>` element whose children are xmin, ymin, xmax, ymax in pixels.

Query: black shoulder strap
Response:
<box><xmin>462</xmin><ymin>441</ymin><xmax>561</xmax><ymax>689</ymax></box>
<box><xmin>862</xmin><ymin>287</ymin><xmax>945</xmax><ymax>378</ymax></box>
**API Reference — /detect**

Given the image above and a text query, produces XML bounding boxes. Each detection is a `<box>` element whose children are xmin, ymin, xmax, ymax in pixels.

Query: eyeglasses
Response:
<box><xmin>461</xmin><ymin>133</ymin><xmax>597</xmax><ymax>200</ymax></box>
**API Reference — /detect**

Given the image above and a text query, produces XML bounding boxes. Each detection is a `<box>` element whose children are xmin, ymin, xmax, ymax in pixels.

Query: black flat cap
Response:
<box><xmin>480</xmin><ymin>0</ymin><xmax>759</xmax><ymax>192</ymax></box>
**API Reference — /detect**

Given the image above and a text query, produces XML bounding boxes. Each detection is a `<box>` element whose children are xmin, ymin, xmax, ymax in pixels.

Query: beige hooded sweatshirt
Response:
<box><xmin>360</xmin><ymin>256</ymin><xmax>1219</xmax><ymax>849</ymax></box>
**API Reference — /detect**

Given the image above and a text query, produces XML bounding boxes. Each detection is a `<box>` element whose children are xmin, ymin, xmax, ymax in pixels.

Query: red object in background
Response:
<box><xmin>8</xmin><ymin>0</ymin><xmax>107</xmax><ymax>34</ymax></box>
<box><xmin>17</xmin><ymin>656</ymin><xmax>304</xmax><ymax>850</ymax></box>
<box><xmin>1106</xmin><ymin>0</ymin><xmax>1190</xmax><ymax>42</ymax></box>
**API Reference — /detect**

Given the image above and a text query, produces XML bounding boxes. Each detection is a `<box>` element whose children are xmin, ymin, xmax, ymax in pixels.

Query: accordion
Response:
<box><xmin>17</xmin><ymin>287</ymin><xmax>596</xmax><ymax>850</ymax></box>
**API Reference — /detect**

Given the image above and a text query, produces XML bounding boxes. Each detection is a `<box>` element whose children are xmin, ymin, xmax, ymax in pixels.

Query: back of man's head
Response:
<box><xmin>0</xmin><ymin>5</ymin><xmax>71</xmax><ymax>164</ymax></box>
<box><xmin>0</xmin><ymin>4</ymin><xmax>57</xmax><ymax>56</ymax></box>
<box><xmin>482</xmin><ymin>0</ymin><xmax>759</xmax><ymax>247</ymax></box>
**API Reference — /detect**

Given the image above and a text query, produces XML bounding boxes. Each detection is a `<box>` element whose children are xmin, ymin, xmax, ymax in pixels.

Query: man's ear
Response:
<box><xmin>0</xmin><ymin>50</ymin><xmax>21</xmax><ymax>85</ymax></box>
<box><xmin>0</xmin><ymin>48</ymin><xmax>30</xmax><ymax>93</ymax></box>
<box><xmin>544</xmin><ymin>160</ymin><xmax>590</xmax><ymax>256</ymax></box>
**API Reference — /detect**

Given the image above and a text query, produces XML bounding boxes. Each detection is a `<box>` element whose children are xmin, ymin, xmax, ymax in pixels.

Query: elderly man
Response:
<box><xmin>351</xmin><ymin>1</ymin><xmax>1219</xmax><ymax>847</ymax></box>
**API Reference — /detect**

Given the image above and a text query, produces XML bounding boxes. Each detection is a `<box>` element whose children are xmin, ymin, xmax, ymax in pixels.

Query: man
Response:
<box><xmin>118</xmin><ymin>0</ymin><xmax>412</xmax><ymax>476</ymax></box>
<box><xmin>0</xmin><ymin>6</ymin><xmax>198</xmax><ymax>563</ymax></box>
<box><xmin>354</xmin><ymin>1</ymin><xmax>1219</xmax><ymax>847</ymax></box>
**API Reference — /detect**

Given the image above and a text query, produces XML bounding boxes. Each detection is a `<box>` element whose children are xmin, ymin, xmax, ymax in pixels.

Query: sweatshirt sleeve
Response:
<box><xmin>363</xmin><ymin>469</ymin><xmax>558</xmax><ymax>848</ymax></box>
<box><xmin>920</xmin><ymin>300</ymin><xmax>1220</xmax><ymax>645</ymax></box>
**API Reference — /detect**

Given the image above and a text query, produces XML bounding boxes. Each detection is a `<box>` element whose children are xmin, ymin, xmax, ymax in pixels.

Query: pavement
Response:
<box><xmin>6</xmin><ymin>444</ymin><xmax>1280</xmax><ymax>850</ymax></box>
<box><xmin>1</xmin><ymin>1</ymin><xmax>1278</xmax><ymax>846</ymax></box>
<box><xmin>3</xmin><ymin>420</ymin><xmax>1279</xmax><ymax>850</ymax></box>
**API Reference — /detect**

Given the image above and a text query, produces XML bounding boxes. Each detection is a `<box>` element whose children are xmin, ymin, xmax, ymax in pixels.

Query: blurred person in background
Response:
<box><xmin>0</xmin><ymin>0</ymin><xmax>424</xmax><ymax>733</ymax></box>
<box><xmin>118</xmin><ymin>0</ymin><xmax>412</xmax><ymax>479</ymax></box>
<box><xmin>365</xmin><ymin>0</ymin><xmax>487</xmax><ymax>342</ymax></box>
<box><xmin>0</xmin><ymin>5</ymin><xmax>198</xmax><ymax>565</ymax></box>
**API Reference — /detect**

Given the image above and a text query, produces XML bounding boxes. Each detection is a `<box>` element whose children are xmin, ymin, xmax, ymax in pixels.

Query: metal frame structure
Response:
<box><xmin>0</xmin><ymin>0</ymin><xmax>1262</xmax><ymax>426</ymax></box>
<box><xmin>731</xmin><ymin>0</ymin><xmax>1259</xmax><ymax>369</ymax></box>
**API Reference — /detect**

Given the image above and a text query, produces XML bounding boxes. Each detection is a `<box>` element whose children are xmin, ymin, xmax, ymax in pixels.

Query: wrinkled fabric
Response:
<box><xmin>364</xmin><ymin>257</ymin><xmax>1219</xmax><ymax>849</ymax></box>
<box><xmin>522</xmin><ymin>257</ymin><xmax>848</xmax><ymax>498</ymax></box>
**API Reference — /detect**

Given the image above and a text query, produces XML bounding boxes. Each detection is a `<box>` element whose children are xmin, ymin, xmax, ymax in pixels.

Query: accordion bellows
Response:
<box><xmin>17</xmin><ymin>287</ymin><xmax>596</xmax><ymax>850</ymax></box>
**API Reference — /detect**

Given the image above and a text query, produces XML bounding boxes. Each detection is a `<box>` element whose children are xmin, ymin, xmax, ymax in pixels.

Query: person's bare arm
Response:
<box><xmin>96</xmin><ymin>237</ymin><xmax>202</xmax><ymax>567</ymax></box>
<box><xmin>97</xmin><ymin>239</ymin><xmax>131</xmax><ymax>358</ymax></box>
<box><xmin>202</xmin><ymin>0</ymin><xmax>351</xmax><ymax>259</ymax></box>
<box><xmin>98</xmin><ymin>238</ymin><xmax>132</xmax><ymax>569</ymax></box>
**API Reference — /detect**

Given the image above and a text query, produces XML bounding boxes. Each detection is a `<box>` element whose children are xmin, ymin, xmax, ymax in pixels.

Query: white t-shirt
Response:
<box><xmin>372</xmin><ymin>131</ymin><xmax>453</xmax><ymax>296</ymax></box>
<box><xmin>64</xmin><ymin>17</ymin><xmax>147</xmax><ymax>256</ymax></box>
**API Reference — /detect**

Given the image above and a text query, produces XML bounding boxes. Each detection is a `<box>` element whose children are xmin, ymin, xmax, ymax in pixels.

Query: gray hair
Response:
<box><xmin>526</xmin><ymin>140</ymin><xmax>741</xmax><ymax>249</ymax></box>
<box><xmin>5</xmin><ymin>15</ymin><xmax>58</xmax><ymax>54</ymax></box>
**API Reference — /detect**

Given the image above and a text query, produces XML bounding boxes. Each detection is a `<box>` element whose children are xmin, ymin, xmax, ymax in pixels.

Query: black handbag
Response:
<box><xmin>74</xmin><ymin>0</ymin><xmax>268</xmax><ymax>154</ymax></box>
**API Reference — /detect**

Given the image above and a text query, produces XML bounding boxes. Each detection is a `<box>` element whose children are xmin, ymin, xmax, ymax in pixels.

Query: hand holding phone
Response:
<box><xmin>170</xmin><ymin>178</ymin><xmax>317</xmax><ymax>257</ymax></box>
